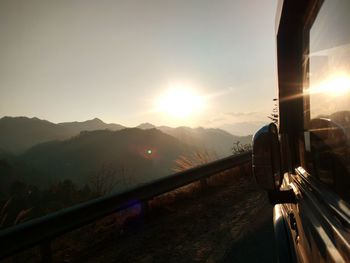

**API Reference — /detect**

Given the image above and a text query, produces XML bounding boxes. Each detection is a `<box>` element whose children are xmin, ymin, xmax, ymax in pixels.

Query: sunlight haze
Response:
<box><xmin>0</xmin><ymin>0</ymin><xmax>278</xmax><ymax>135</ymax></box>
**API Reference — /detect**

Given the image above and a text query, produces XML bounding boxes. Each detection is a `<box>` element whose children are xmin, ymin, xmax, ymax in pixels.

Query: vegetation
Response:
<box><xmin>173</xmin><ymin>150</ymin><xmax>218</xmax><ymax>188</ymax></box>
<box><xmin>89</xmin><ymin>163</ymin><xmax>133</xmax><ymax>196</ymax></box>
<box><xmin>231</xmin><ymin>141</ymin><xmax>252</xmax><ymax>154</ymax></box>
<box><xmin>173</xmin><ymin>150</ymin><xmax>217</xmax><ymax>172</ymax></box>
<box><xmin>268</xmin><ymin>98</ymin><xmax>279</xmax><ymax>124</ymax></box>
<box><xmin>0</xmin><ymin>179</ymin><xmax>94</xmax><ymax>229</ymax></box>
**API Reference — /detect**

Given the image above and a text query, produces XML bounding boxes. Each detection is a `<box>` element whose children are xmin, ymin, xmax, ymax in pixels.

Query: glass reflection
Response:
<box><xmin>306</xmin><ymin>0</ymin><xmax>350</xmax><ymax>201</ymax></box>
<box><xmin>309</xmin><ymin>0</ymin><xmax>350</xmax><ymax>119</ymax></box>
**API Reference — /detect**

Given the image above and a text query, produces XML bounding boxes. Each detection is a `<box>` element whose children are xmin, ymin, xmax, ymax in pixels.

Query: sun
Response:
<box><xmin>156</xmin><ymin>86</ymin><xmax>204</xmax><ymax>118</ymax></box>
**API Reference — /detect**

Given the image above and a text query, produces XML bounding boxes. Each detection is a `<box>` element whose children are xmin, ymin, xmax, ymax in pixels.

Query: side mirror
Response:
<box><xmin>253</xmin><ymin>123</ymin><xmax>296</xmax><ymax>204</ymax></box>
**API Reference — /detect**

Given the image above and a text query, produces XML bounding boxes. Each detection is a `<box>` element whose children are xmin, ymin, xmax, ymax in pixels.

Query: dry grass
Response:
<box><xmin>173</xmin><ymin>150</ymin><xmax>217</xmax><ymax>172</ymax></box>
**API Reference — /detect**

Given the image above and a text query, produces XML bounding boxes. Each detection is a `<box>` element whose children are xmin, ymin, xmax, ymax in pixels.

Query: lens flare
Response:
<box><xmin>310</xmin><ymin>74</ymin><xmax>350</xmax><ymax>96</ymax></box>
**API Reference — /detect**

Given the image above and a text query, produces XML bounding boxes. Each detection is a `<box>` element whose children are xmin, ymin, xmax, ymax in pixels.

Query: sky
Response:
<box><xmin>0</xmin><ymin>0</ymin><xmax>278</xmax><ymax>135</ymax></box>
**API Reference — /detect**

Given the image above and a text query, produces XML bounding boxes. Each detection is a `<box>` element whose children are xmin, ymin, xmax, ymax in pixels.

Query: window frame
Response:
<box><xmin>276</xmin><ymin>0</ymin><xmax>323</xmax><ymax>173</ymax></box>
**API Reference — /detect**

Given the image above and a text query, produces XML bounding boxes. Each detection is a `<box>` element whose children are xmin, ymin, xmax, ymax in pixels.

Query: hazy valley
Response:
<box><xmin>0</xmin><ymin>116</ymin><xmax>252</xmax><ymax>193</ymax></box>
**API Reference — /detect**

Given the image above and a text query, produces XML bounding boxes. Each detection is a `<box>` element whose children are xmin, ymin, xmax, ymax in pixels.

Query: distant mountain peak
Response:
<box><xmin>89</xmin><ymin>117</ymin><xmax>104</xmax><ymax>123</ymax></box>
<box><xmin>137</xmin><ymin>123</ymin><xmax>156</xmax><ymax>129</ymax></box>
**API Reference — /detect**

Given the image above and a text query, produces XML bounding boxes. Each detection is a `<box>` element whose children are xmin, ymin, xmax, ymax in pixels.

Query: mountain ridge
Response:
<box><xmin>14</xmin><ymin>128</ymin><xmax>194</xmax><ymax>188</ymax></box>
<box><xmin>0</xmin><ymin>116</ymin><xmax>252</xmax><ymax>155</ymax></box>
<box><xmin>59</xmin><ymin>118</ymin><xmax>125</xmax><ymax>135</ymax></box>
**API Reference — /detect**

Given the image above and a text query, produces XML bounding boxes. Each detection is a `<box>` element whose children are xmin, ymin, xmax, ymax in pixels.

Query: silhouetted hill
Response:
<box><xmin>0</xmin><ymin>116</ymin><xmax>251</xmax><ymax>158</ymax></box>
<box><xmin>136</xmin><ymin>123</ymin><xmax>156</xmax><ymax>129</ymax></box>
<box><xmin>0</xmin><ymin>117</ymin><xmax>126</xmax><ymax>154</ymax></box>
<box><xmin>219</xmin><ymin>121</ymin><xmax>265</xmax><ymax>136</ymax></box>
<box><xmin>59</xmin><ymin>118</ymin><xmax>125</xmax><ymax>135</ymax></box>
<box><xmin>132</xmin><ymin>122</ymin><xmax>252</xmax><ymax>157</ymax></box>
<box><xmin>158</xmin><ymin>126</ymin><xmax>252</xmax><ymax>157</ymax></box>
<box><xmin>15</xmin><ymin>128</ymin><xmax>194</xmax><ymax>188</ymax></box>
<box><xmin>0</xmin><ymin>117</ymin><xmax>70</xmax><ymax>154</ymax></box>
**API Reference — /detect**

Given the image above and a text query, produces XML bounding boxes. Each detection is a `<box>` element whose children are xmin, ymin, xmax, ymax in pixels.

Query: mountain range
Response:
<box><xmin>0</xmin><ymin>116</ymin><xmax>252</xmax><ymax>191</ymax></box>
<box><xmin>0</xmin><ymin>117</ymin><xmax>251</xmax><ymax>156</ymax></box>
<box><xmin>10</xmin><ymin>128</ymin><xmax>192</xmax><ymax>188</ymax></box>
<box><xmin>0</xmin><ymin>117</ymin><xmax>125</xmax><ymax>154</ymax></box>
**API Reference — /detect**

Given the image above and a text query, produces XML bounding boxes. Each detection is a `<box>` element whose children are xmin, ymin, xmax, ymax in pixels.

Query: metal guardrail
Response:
<box><xmin>0</xmin><ymin>151</ymin><xmax>251</xmax><ymax>261</ymax></box>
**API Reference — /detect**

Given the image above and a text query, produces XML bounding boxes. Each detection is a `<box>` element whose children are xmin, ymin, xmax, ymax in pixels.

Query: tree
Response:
<box><xmin>89</xmin><ymin>164</ymin><xmax>123</xmax><ymax>196</ymax></box>
<box><xmin>231</xmin><ymin>141</ymin><xmax>252</xmax><ymax>155</ymax></box>
<box><xmin>268</xmin><ymin>98</ymin><xmax>279</xmax><ymax>124</ymax></box>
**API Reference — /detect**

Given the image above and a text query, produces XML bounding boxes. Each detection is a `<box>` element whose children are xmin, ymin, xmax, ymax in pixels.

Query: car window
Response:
<box><xmin>304</xmin><ymin>0</ymin><xmax>350</xmax><ymax>201</ymax></box>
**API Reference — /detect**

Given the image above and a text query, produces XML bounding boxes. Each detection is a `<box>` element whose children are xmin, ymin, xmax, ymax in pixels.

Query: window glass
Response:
<box><xmin>305</xmin><ymin>0</ymin><xmax>350</xmax><ymax>201</ymax></box>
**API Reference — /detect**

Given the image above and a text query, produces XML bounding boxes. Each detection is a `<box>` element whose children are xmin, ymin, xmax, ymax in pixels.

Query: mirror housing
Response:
<box><xmin>252</xmin><ymin>123</ymin><xmax>282</xmax><ymax>191</ymax></box>
<box><xmin>253</xmin><ymin>123</ymin><xmax>296</xmax><ymax>204</ymax></box>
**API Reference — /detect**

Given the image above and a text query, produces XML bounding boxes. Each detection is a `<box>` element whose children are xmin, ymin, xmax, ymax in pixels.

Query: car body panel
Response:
<box><xmin>278</xmin><ymin>169</ymin><xmax>350</xmax><ymax>262</ymax></box>
<box><xmin>272</xmin><ymin>0</ymin><xmax>350</xmax><ymax>261</ymax></box>
<box><xmin>273</xmin><ymin>204</ymin><xmax>297</xmax><ymax>263</ymax></box>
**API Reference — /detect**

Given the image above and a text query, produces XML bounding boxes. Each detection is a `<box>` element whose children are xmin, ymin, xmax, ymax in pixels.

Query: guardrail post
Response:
<box><xmin>200</xmin><ymin>178</ymin><xmax>208</xmax><ymax>188</ymax></box>
<box><xmin>141</xmin><ymin>201</ymin><xmax>149</xmax><ymax>215</ymax></box>
<box><xmin>40</xmin><ymin>240</ymin><xmax>52</xmax><ymax>263</ymax></box>
<box><xmin>239</xmin><ymin>164</ymin><xmax>247</xmax><ymax>177</ymax></box>
<box><xmin>11</xmin><ymin>255</ymin><xmax>21</xmax><ymax>263</ymax></box>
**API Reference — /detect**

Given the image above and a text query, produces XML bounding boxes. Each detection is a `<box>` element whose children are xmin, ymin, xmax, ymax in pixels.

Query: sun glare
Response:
<box><xmin>156</xmin><ymin>86</ymin><xmax>204</xmax><ymax>118</ymax></box>
<box><xmin>310</xmin><ymin>74</ymin><xmax>350</xmax><ymax>96</ymax></box>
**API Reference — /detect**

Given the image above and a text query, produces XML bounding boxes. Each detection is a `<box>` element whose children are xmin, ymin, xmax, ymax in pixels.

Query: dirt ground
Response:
<box><xmin>4</xmin><ymin>171</ymin><xmax>276</xmax><ymax>263</ymax></box>
<box><xmin>64</xmin><ymin>176</ymin><xmax>276</xmax><ymax>263</ymax></box>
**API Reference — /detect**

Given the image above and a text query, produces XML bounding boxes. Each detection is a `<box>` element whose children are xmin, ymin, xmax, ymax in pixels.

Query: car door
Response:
<box><xmin>281</xmin><ymin>0</ymin><xmax>350</xmax><ymax>262</ymax></box>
